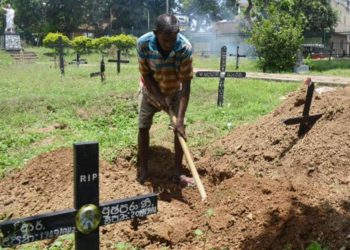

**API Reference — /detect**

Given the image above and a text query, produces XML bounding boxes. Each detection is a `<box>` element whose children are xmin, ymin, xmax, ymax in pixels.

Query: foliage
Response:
<box><xmin>248</xmin><ymin>5</ymin><xmax>303</xmax><ymax>72</ymax></box>
<box><xmin>306</xmin><ymin>241</ymin><xmax>328</xmax><ymax>250</ymax></box>
<box><xmin>10</xmin><ymin>0</ymin><xmax>47</xmax><ymax>42</ymax></box>
<box><xmin>43</xmin><ymin>32</ymin><xmax>71</xmax><ymax>50</ymax></box>
<box><xmin>192</xmin><ymin>208</ymin><xmax>215</xmax><ymax>249</ymax></box>
<box><xmin>71</xmin><ymin>36</ymin><xmax>93</xmax><ymax>55</ymax></box>
<box><xmin>114</xmin><ymin>242</ymin><xmax>138</xmax><ymax>250</ymax></box>
<box><xmin>242</xmin><ymin>0</ymin><xmax>338</xmax><ymax>35</ymax></box>
<box><xmin>282</xmin><ymin>243</ymin><xmax>292</xmax><ymax>250</ymax></box>
<box><xmin>109</xmin><ymin>0</ymin><xmax>177</xmax><ymax>35</ymax></box>
<box><xmin>92</xmin><ymin>36</ymin><xmax>113</xmax><ymax>54</ymax></box>
<box><xmin>303</xmin><ymin>55</ymin><xmax>315</xmax><ymax>70</ymax></box>
<box><xmin>181</xmin><ymin>0</ymin><xmax>220</xmax><ymax>20</ymax></box>
<box><xmin>180</xmin><ymin>0</ymin><xmax>234</xmax><ymax>31</ymax></box>
<box><xmin>291</xmin><ymin>0</ymin><xmax>338</xmax><ymax>34</ymax></box>
<box><xmin>91</xmin><ymin>34</ymin><xmax>136</xmax><ymax>54</ymax></box>
<box><xmin>43</xmin><ymin>0</ymin><xmax>89</xmax><ymax>34</ymax></box>
<box><xmin>47</xmin><ymin>234</ymin><xmax>74</xmax><ymax>250</ymax></box>
<box><xmin>110</xmin><ymin>34</ymin><xmax>137</xmax><ymax>53</ymax></box>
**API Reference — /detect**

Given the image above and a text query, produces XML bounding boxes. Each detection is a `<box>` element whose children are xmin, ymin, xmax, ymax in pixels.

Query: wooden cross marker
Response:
<box><xmin>108</xmin><ymin>50</ymin><xmax>129</xmax><ymax>74</ymax></box>
<box><xmin>284</xmin><ymin>78</ymin><xmax>323</xmax><ymax>136</ymax></box>
<box><xmin>229</xmin><ymin>45</ymin><xmax>246</xmax><ymax>69</ymax></box>
<box><xmin>90</xmin><ymin>56</ymin><xmax>106</xmax><ymax>82</ymax></box>
<box><xmin>0</xmin><ymin>142</ymin><xmax>157</xmax><ymax>250</ymax></box>
<box><xmin>196</xmin><ymin>46</ymin><xmax>246</xmax><ymax>107</ymax></box>
<box><xmin>69</xmin><ymin>53</ymin><xmax>88</xmax><ymax>67</ymax></box>
<box><xmin>49</xmin><ymin>36</ymin><xmax>66</xmax><ymax>76</ymax></box>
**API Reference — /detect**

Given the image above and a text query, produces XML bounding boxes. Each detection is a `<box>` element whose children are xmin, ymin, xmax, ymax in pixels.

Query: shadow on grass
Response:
<box><xmin>240</xmin><ymin>198</ymin><xmax>350</xmax><ymax>249</ymax></box>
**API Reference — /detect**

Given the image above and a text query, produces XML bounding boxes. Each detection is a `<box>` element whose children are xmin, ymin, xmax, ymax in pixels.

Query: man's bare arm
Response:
<box><xmin>142</xmin><ymin>74</ymin><xmax>169</xmax><ymax>111</ymax></box>
<box><xmin>175</xmin><ymin>79</ymin><xmax>191</xmax><ymax>137</ymax></box>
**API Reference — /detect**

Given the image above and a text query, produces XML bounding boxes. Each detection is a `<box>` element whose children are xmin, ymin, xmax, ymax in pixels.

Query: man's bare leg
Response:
<box><xmin>174</xmin><ymin>133</ymin><xmax>194</xmax><ymax>186</ymax></box>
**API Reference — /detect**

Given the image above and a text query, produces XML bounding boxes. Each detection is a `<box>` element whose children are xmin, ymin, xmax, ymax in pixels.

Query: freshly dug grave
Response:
<box><xmin>1</xmin><ymin>85</ymin><xmax>349</xmax><ymax>250</ymax></box>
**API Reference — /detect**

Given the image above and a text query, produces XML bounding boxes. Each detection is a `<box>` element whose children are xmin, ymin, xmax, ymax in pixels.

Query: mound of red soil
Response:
<box><xmin>1</xmin><ymin>85</ymin><xmax>349</xmax><ymax>250</ymax></box>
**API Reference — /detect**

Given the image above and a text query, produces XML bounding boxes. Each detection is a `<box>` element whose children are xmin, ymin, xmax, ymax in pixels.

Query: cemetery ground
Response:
<box><xmin>0</xmin><ymin>47</ymin><xmax>349</xmax><ymax>249</ymax></box>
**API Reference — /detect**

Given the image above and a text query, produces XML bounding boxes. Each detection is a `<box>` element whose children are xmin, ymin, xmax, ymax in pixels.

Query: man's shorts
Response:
<box><xmin>138</xmin><ymin>87</ymin><xmax>180</xmax><ymax>129</ymax></box>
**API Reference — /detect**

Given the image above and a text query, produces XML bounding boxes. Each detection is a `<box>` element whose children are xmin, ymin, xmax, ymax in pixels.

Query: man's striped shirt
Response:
<box><xmin>137</xmin><ymin>32</ymin><xmax>193</xmax><ymax>96</ymax></box>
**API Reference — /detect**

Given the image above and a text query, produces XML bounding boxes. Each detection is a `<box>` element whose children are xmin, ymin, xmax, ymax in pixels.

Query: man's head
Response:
<box><xmin>154</xmin><ymin>14</ymin><xmax>179</xmax><ymax>52</ymax></box>
<box><xmin>6</xmin><ymin>4</ymin><xmax>11</xmax><ymax>8</ymax></box>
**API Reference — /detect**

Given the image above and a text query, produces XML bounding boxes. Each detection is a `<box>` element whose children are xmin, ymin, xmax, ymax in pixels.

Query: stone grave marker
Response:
<box><xmin>294</xmin><ymin>48</ymin><xmax>309</xmax><ymax>74</ymax></box>
<box><xmin>284</xmin><ymin>78</ymin><xmax>323</xmax><ymax>136</ymax></box>
<box><xmin>0</xmin><ymin>142</ymin><xmax>157</xmax><ymax>250</ymax></box>
<box><xmin>196</xmin><ymin>46</ymin><xmax>246</xmax><ymax>106</ymax></box>
<box><xmin>108</xmin><ymin>50</ymin><xmax>129</xmax><ymax>74</ymax></box>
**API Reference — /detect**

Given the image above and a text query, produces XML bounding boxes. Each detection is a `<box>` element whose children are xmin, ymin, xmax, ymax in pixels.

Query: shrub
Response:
<box><xmin>71</xmin><ymin>36</ymin><xmax>93</xmax><ymax>55</ymax></box>
<box><xmin>110</xmin><ymin>34</ymin><xmax>137</xmax><ymax>54</ymax></box>
<box><xmin>92</xmin><ymin>36</ymin><xmax>113</xmax><ymax>54</ymax></box>
<box><xmin>248</xmin><ymin>6</ymin><xmax>303</xmax><ymax>72</ymax></box>
<box><xmin>43</xmin><ymin>32</ymin><xmax>70</xmax><ymax>53</ymax></box>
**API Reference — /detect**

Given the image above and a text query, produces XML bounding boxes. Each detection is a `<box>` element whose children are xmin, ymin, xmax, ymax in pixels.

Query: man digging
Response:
<box><xmin>136</xmin><ymin>13</ymin><xmax>194</xmax><ymax>187</ymax></box>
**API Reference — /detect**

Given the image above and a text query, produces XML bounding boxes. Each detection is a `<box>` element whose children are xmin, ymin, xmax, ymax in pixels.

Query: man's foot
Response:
<box><xmin>174</xmin><ymin>174</ymin><xmax>195</xmax><ymax>187</ymax></box>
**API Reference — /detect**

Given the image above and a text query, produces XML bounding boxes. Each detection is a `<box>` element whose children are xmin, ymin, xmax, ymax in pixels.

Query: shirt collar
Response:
<box><xmin>149</xmin><ymin>32</ymin><xmax>179</xmax><ymax>58</ymax></box>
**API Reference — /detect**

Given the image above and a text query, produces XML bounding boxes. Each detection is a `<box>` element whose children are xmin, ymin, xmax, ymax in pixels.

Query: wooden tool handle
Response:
<box><xmin>170</xmin><ymin>114</ymin><xmax>207</xmax><ymax>201</ymax></box>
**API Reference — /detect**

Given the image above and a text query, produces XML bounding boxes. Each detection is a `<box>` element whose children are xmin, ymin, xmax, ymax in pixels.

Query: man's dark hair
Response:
<box><xmin>155</xmin><ymin>14</ymin><xmax>179</xmax><ymax>33</ymax></box>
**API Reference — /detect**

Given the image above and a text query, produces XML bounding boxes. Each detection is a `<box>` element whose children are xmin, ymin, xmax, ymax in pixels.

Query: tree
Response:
<box><xmin>44</xmin><ymin>0</ymin><xmax>90</xmax><ymax>35</ymax></box>
<box><xmin>9</xmin><ymin>0</ymin><xmax>94</xmax><ymax>41</ymax></box>
<box><xmin>83</xmin><ymin>0</ymin><xmax>113</xmax><ymax>37</ymax></box>
<box><xmin>240</xmin><ymin>0</ymin><xmax>338</xmax><ymax>34</ymax></box>
<box><xmin>293</xmin><ymin>0</ymin><xmax>338</xmax><ymax>34</ymax></box>
<box><xmin>108</xmin><ymin>0</ymin><xmax>177</xmax><ymax>36</ymax></box>
<box><xmin>181</xmin><ymin>0</ymin><xmax>220</xmax><ymax>19</ymax></box>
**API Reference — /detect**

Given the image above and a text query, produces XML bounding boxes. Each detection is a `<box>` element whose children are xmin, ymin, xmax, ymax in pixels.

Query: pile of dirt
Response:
<box><xmin>1</xmin><ymin>85</ymin><xmax>349</xmax><ymax>250</ymax></box>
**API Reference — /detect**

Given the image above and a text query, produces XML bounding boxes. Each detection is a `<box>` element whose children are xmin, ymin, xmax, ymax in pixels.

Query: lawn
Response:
<box><xmin>0</xmin><ymin>46</ymin><xmax>302</xmax><ymax>176</ymax></box>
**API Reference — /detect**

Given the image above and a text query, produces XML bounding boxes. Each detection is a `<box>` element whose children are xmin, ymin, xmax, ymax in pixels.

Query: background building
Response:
<box><xmin>330</xmin><ymin>0</ymin><xmax>350</xmax><ymax>55</ymax></box>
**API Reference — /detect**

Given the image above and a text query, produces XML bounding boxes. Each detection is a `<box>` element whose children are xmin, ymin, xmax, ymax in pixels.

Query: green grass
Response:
<box><xmin>0</xmin><ymin>50</ymin><xmax>13</xmax><ymax>66</ymax></box>
<box><xmin>193</xmin><ymin>55</ymin><xmax>260</xmax><ymax>72</ymax></box>
<box><xmin>0</xmin><ymin>46</ymin><xmax>298</xmax><ymax>176</ymax></box>
<box><xmin>306</xmin><ymin>58</ymin><xmax>350</xmax><ymax>77</ymax></box>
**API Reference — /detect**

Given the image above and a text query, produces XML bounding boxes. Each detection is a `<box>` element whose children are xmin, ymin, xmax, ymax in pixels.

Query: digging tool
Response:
<box><xmin>169</xmin><ymin>110</ymin><xmax>207</xmax><ymax>202</ymax></box>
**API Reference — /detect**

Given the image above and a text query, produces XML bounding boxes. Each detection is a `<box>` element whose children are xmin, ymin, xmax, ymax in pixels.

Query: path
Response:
<box><xmin>194</xmin><ymin>68</ymin><xmax>350</xmax><ymax>87</ymax></box>
<box><xmin>246</xmin><ymin>72</ymin><xmax>350</xmax><ymax>87</ymax></box>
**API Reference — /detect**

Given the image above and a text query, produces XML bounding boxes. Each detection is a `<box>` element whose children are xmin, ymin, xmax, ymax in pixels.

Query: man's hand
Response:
<box><xmin>173</xmin><ymin>117</ymin><xmax>186</xmax><ymax>139</ymax></box>
<box><xmin>169</xmin><ymin>109</ymin><xmax>186</xmax><ymax>138</ymax></box>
